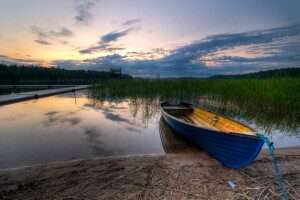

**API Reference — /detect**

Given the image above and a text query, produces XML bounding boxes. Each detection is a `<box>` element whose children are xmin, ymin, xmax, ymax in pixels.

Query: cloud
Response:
<box><xmin>45</xmin><ymin>111</ymin><xmax>60</xmax><ymax>116</ymax></box>
<box><xmin>74</xmin><ymin>0</ymin><xmax>98</xmax><ymax>25</ymax></box>
<box><xmin>123</xmin><ymin>18</ymin><xmax>141</xmax><ymax>26</ymax></box>
<box><xmin>35</xmin><ymin>39</ymin><xmax>51</xmax><ymax>45</ymax></box>
<box><xmin>161</xmin><ymin>24</ymin><xmax>300</xmax><ymax>66</ymax></box>
<box><xmin>4</xmin><ymin>24</ymin><xmax>300</xmax><ymax>77</ymax></box>
<box><xmin>42</xmin><ymin>111</ymin><xmax>82</xmax><ymax>127</ymax></box>
<box><xmin>101</xmin><ymin>28</ymin><xmax>134</xmax><ymax>43</ymax></box>
<box><xmin>30</xmin><ymin>25</ymin><xmax>74</xmax><ymax>45</ymax></box>
<box><xmin>83</xmin><ymin>126</ymin><xmax>112</xmax><ymax>155</ymax></box>
<box><xmin>79</xmin><ymin>27</ymin><xmax>137</xmax><ymax>54</ymax></box>
<box><xmin>0</xmin><ymin>54</ymin><xmax>43</xmax><ymax>65</ymax></box>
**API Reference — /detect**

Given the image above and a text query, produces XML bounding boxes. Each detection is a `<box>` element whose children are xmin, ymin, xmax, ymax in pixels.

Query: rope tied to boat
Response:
<box><xmin>257</xmin><ymin>133</ymin><xmax>289</xmax><ymax>200</ymax></box>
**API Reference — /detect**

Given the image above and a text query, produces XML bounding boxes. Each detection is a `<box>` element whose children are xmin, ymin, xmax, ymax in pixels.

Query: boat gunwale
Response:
<box><xmin>160</xmin><ymin>101</ymin><xmax>261</xmax><ymax>140</ymax></box>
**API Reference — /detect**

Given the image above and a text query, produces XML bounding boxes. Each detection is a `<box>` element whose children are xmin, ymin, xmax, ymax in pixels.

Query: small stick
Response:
<box><xmin>241</xmin><ymin>171</ymin><xmax>281</xmax><ymax>197</ymax></box>
<box><xmin>286</xmin><ymin>180</ymin><xmax>300</xmax><ymax>198</ymax></box>
<box><xmin>98</xmin><ymin>166</ymin><xmax>145</xmax><ymax>190</ymax></box>
<box><xmin>161</xmin><ymin>187</ymin><xmax>214</xmax><ymax>200</ymax></box>
<box><xmin>231</xmin><ymin>170</ymin><xmax>251</xmax><ymax>200</ymax></box>
<box><xmin>0</xmin><ymin>189</ymin><xmax>5</xmax><ymax>200</ymax></box>
<box><xmin>167</xmin><ymin>169</ymin><xmax>179</xmax><ymax>199</ymax></box>
<box><xmin>146</xmin><ymin>189</ymin><xmax>158</xmax><ymax>200</ymax></box>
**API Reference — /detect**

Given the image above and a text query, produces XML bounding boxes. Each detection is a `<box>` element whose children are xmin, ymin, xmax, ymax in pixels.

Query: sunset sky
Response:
<box><xmin>0</xmin><ymin>0</ymin><xmax>299</xmax><ymax>77</ymax></box>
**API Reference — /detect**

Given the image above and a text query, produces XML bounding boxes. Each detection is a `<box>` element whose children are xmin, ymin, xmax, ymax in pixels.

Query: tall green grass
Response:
<box><xmin>89</xmin><ymin>78</ymin><xmax>300</xmax><ymax>135</ymax></box>
<box><xmin>91</xmin><ymin>79</ymin><xmax>299</xmax><ymax>114</ymax></box>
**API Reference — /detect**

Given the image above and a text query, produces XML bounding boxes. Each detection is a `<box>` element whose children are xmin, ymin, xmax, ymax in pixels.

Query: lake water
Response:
<box><xmin>0</xmin><ymin>89</ymin><xmax>299</xmax><ymax>169</ymax></box>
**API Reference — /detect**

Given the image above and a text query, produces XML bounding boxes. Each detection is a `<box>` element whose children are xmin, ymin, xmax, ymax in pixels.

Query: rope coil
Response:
<box><xmin>257</xmin><ymin>133</ymin><xmax>289</xmax><ymax>200</ymax></box>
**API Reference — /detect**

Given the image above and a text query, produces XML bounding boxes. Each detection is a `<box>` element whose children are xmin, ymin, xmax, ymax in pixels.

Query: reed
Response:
<box><xmin>91</xmin><ymin>78</ymin><xmax>299</xmax><ymax>113</ymax></box>
<box><xmin>90</xmin><ymin>78</ymin><xmax>300</xmax><ymax>134</ymax></box>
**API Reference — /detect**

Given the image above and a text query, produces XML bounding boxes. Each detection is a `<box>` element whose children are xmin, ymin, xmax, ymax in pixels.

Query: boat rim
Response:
<box><xmin>160</xmin><ymin>101</ymin><xmax>261</xmax><ymax>140</ymax></box>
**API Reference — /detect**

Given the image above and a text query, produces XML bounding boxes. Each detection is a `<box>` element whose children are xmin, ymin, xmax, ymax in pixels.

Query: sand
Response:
<box><xmin>0</xmin><ymin>147</ymin><xmax>300</xmax><ymax>200</ymax></box>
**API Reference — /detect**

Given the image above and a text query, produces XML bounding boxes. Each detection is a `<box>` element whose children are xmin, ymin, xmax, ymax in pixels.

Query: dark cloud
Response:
<box><xmin>79</xmin><ymin>27</ymin><xmax>138</xmax><ymax>54</ymax></box>
<box><xmin>161</xmin><ymin>24</ymin><xmax>300</xmax><ymax>67</ymax></box>
<box><xmin>125</xmin><ymin>126</ymin><xmax>141</xmax><ymax>132</ymax></box>
<box><xmin>42</xmin><ymin>111</ymin><xmax>82</xmax><ymax>127</ymax></box>
<box><xmin>83</xmin><ymin>126</ymin><xmax>110</xmax><ymax>155</ymax></box>
<box><xmin>79</xmin><ymin>49</ymin><xmax>92</xmax><ymax>54</ymax></box>
<box><xmin>123</xmin><ymin>18</ymin><xmax>141</xmax><ymax>26</ymax></box>
<box><xmin>101</xmin><ymin>28</ymin><xmax>135</xmax><ymax>43</ymax></box>
<box><xmin>35</xmin><ymin>39</ymin><xmax>51</xmax><ymax>45</ymax></box>
<box><xmin>0</xmin><ymin>55</ymin><xmax>42</xmax><ymax>65</ymax></box>
<box><xmin>105</xmin><ymin>113</ymin><xmax>131</xmax><ymax>123</ymax></box>
<box><xmin>45</xmin><ymin>111</ymin><xmax>60</xmax><ymax>116</ymax></box>
<box><xmin>74</xmin><ymin>0</ymin><xmax>98</xmax><ymax>25</ymax></box>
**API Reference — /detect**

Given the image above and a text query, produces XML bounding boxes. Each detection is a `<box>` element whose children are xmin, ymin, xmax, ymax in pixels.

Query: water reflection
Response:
<box><xmin>88</xmin><ymin>96</ymin><xmax>161</xmax><ymax>128</ymax></box>
<box><xmin>0</xmin><ymin>90</ymin><xmax>164</xmax><ymax>169</ymax></box>
<box><xmin>159</xmin><ymin>117</ymin><xmax>201</xmax><ymax>154</ymax></box>
<box><xmin>88</xmin><ymin>89</ymin><xmax>300</xmax><ymax>138</ymax></box>
<box><xmin>0</xmin><ymin>88</ymin><xmax>299</xmax><ymax>169</ymax></box>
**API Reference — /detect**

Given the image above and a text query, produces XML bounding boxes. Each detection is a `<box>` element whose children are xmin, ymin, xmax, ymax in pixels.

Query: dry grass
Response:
<box><xmin>1</xmin><ymin>153</ymin><xmax>299</xmax><ymax>200</ymax></box>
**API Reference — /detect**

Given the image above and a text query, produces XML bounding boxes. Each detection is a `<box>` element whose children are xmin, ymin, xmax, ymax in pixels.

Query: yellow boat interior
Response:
<box><xmin>162</xmin><ymin>103</ymin><xmax>255</xmax><ymax>133</ymax></box>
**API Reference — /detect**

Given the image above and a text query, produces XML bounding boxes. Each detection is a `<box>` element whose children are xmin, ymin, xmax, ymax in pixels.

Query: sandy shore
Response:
<box><xmin>0</xmin><ymin>147</ymin><xmax>299</xmax><ymax>200</ymax></box>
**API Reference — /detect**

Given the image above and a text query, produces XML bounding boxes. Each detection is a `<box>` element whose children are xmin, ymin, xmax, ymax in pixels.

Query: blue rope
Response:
<box><xmin>257</xmin><ymin>133</ymin><xmax>289</xmax><ymax>200</ymax></box>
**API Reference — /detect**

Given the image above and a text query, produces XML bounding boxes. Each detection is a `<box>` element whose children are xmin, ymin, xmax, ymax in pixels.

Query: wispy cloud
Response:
<box><xmin>31</xmin><ymin>25</ymin><xmax>74</xmax><ymax>45</ymax></box>
<box><xmin>100</xmin><ymin>27</ymin><xmax>135</xmax><ymax>43</ymax></box>
<box><xmin>0</xmin><ymin>55</ymin><xmax>43</xmax><ymax>65</ymax></box>
<box><xmin>74</xmin><ymin>0</ymin><xmax>98</xmax><ymax>25</ymax></box>
<box><xmin>34</xmin><ymin>39</ymin><xmax>51</xmax><ymax>45</ymax></box>
<box><xmin>79</xmin><ymin>27</ymin><xmax>138</xmax><ymax>54</ymax></box>
<box><xmin>3</xmin><ymin>24</ymin><xmax>300</xmax><ymax>77</ymax></box>
<box><xmin>123</xmin><ymin>18</ymin><xmax>141</xmax><ymax>26</ymax></box>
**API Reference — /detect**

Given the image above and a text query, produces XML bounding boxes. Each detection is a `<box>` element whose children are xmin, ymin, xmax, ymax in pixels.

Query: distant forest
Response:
<box><xmin>208</xmin><ymin>68</ymin><xmax>300</xmax><ymax>79</ymax></box>
<box><xmin>0</xmin><ymin>64</ymin><xmax>132</xmax><ymax>82</ymax></box>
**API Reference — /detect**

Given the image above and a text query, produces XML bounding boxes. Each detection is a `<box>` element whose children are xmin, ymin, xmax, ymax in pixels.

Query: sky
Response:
<box><xmin>0</xmin><ymin>0</ymin><xmax>299</xmax><ymax>77</ymax></box>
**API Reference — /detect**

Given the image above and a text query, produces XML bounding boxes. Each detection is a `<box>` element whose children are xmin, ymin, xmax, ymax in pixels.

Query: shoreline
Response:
<box><xmin>1</xmin><ymin>146</ymin><xmax>300</xmax><ymax>171</ymax></box>
<box><xmin>1</xmin><ymin>146</ymin><xmax>299</xmax><ymax>199</ymax></box>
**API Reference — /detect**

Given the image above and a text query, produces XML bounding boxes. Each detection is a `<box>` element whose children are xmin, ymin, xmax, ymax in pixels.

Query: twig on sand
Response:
<box><xmin>161</xmin><ymin>187</ymin><xmax>213</xmax><ymax>200</ymax></box>
<box><xmin>230</xmin><ymin>170</ymin><xmax>251</xmax><ymax>200</ymax></box>
<box><xmin>59</xmin><ymin>196</ymin><xmax>88</xmax><ymax>200</ymax></box>
<box><xmin>241</xmin><ymin>171</ymin><xmax>281</xmax><ymax>197</ymax></box>
<box><xmin>146</xmin><ymin>189</ymin><xmax>158</xmax><ymax>200</ymax></box>
<box><xmin>167</xmin><ymin>169</ymin><xmax>180</xmax><ymax>199</ymax></box>
<box><xmin>98</xmin><ymin>166</ymin><xmax>145</xmax><ymax>190</ymax></box>
<box><xmin>0</xmin><ymin>189</ymin><xmax>5</xmax><ymax>200</ymax></box>
<box><xmin>286</xmin><ymin>180</ymin><xmax>300</xmax><ymax>199</ymax></box>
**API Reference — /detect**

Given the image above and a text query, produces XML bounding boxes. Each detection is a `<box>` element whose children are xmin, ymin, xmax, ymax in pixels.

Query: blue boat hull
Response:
<box><xmin>161</xmin><ymin>108</ymin><xmax>264</xmax><ymax>168</ymax></box>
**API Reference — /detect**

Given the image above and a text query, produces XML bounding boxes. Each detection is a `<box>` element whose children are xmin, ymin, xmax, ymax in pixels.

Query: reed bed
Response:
<box><xmin>89</xmin><ymin>78</ymin><xmax>300</xmax><ymax>135</ymax></box>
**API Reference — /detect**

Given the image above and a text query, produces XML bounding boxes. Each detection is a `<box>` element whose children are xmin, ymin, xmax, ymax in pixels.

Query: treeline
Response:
<box><xmin>0</xmin><ymin>64</ymin><xmax>132</xmax><ymax>82</ymax></box>
<box><xmin>208</xmin><ymin>68</ymin><xmax>300</xmax><ymax>79</ymax></box>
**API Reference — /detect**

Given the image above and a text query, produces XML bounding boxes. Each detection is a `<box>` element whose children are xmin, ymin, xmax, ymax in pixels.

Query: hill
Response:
<box><xmin>208</xmin><ymin>68</ymin><xmax>300</xmax><ymax>79</ymax></box>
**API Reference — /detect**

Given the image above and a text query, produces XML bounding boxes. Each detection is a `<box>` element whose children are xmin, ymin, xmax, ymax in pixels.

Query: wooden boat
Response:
<box><xmin>160</xmin><ymin>102</ymin><xmax>264</xmax><ymax>168</ymax></box>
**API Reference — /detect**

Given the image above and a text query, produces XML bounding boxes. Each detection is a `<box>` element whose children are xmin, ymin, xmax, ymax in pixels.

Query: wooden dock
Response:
<box><xmin>0</xmin><ymin>85</ymin><xmax>79</xmax><ymax>89</ymax></box>
<box><xmin>0</xmin><ymin>85</ymin><xmax>90</xmax><ymax>105</ymax></box>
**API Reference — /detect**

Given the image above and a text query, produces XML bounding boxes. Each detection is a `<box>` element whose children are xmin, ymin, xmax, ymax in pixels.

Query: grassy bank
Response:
<box><xmin>90</xmin><ymin>78</ymin><xmax>300</xmax><ymax>134</ymax></box>
<box><xmin>91</xmin><ymin>78</ymin><xmax>300</xmax><ymax>114</ymax></box>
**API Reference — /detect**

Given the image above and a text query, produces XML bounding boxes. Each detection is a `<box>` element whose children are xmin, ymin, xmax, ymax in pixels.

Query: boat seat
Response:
<box><xmin>162</xmin><ymin>106</ymin><xmax>194</xmax><ymax>114</ymax></box>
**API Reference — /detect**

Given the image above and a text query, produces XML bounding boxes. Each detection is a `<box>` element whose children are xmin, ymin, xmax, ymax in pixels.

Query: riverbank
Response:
<box><xmin>0</xmin><ymin>147</ymin><xmax>299</xmax><ymax>200</ymax></box>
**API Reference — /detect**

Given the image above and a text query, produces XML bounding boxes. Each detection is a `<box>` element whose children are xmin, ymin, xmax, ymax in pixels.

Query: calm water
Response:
<box><xmin>0</xmin><ymin>89</ymin><xmax>299</xmax><ymax>169</ymax></box>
